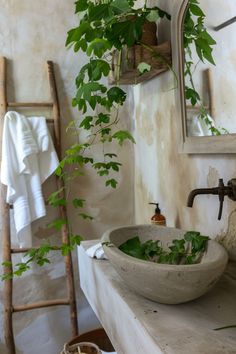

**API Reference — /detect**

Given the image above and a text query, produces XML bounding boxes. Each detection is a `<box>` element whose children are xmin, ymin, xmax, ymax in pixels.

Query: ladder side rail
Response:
<box><xmin>47</xmin><ymin>61</ymin><xmax>78</xmax><ymax>336</ymax></box>
<box><xmin>0</xmin><ymin>56</ymin><xmax>16</xmax><ymax>354</ymax></box>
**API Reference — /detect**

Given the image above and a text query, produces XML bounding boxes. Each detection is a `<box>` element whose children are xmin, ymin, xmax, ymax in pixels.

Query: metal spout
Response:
<box><xmin>187</xmin><ymin>178</ymin><xmax>233</xmax><ymax>220</ymax></box>
<box><xmin>187</xmin><ymin>187</ymin><xmax>219</xmax><ymax>207</ymax></box>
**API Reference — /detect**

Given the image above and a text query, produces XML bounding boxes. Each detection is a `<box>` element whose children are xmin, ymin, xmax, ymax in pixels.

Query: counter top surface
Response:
<box><xmin>78</xmin><ymin>240</ymin><xmax>236</xmax><ymax>354</ymax></box>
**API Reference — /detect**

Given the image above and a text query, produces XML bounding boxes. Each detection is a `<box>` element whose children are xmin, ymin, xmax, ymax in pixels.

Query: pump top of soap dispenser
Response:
<box><xmin>149</xmin><ymin>202</ymin><xmax>161</xmax><ymax>214</ymax></box>
<box><xmin>149</xmin><ymin>202</ymin><xmax>166</xmax><ymax>226</ymax></box>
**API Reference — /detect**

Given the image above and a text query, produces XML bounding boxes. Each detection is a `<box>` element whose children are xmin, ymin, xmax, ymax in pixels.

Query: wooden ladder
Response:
<box><xmin>0</xmin><ymin>57</ymin><xmax>78</xmax><ymax>354</ymax></box>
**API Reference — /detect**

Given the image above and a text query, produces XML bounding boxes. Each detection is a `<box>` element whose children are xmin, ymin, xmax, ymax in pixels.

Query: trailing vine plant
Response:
<box><xmin>184</xmin><ymin>0</ymin><xmax>225</xmax><ymax>135</ymax></box>
<box><xmin>1</xmin><ymin>0</ymin><xmax>217</xmax><ymax>279</ymax></box>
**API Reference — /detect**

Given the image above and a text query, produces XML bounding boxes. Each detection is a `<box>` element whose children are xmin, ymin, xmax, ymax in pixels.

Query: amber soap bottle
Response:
<box><xmin>149</xmin><ymin>203</ymin><xmax>166</xmax><ymax>226</ymax></box>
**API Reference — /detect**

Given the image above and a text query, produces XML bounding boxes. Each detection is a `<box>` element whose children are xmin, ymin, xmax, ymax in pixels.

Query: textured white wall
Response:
<box><xmin>0</xmin><ymin>1</ymin><xmax>134</xmax><ymax>353</ymax></box>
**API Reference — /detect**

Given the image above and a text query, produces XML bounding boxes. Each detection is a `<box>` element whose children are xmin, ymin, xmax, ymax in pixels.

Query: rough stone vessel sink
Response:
<box><xmin>102</xmin><ymin>225</ymin><xmax>228</xmax><ymax>304</ymax></box>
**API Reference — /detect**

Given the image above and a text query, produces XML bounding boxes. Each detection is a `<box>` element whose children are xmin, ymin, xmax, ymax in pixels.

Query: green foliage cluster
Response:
<box><xmin>1</xmin><ymin>235</ymin><xmax>82</xmax><ymax>280</ymax></box>
<box><xmin>119</xmin><ymin>231</ymin><xmax>209</xmax><ymax>265</ymax></box>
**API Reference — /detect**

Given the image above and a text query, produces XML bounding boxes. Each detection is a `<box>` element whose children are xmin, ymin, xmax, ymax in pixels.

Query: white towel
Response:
<box><xmin>1</xmin><ymin>111</ymin><xmax>59</xmax><ymax>247</ymax></box>
<box><xmin>187</xmin><ymin>113</ymin><xmax>215</xmax><ymax>136</ymax></box>
<box><xmin>86</xmin><ymin>243</ymin><xmax>108</xmax><ymax>259</ymax></box>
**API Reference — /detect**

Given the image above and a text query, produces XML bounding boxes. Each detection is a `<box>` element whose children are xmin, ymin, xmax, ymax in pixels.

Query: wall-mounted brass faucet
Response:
<box><xmin>187</xmin><ymin>178</ymin><xmax>236</xmax><ymax>220</ymax></box>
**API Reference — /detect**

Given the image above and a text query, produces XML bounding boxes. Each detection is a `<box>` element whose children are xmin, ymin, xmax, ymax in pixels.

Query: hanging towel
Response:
<box><xmin>1</xmin><ymin>111</ymin><xmax>59</xmax><ymax>247</ymax></box>
<box><xmin>86</xmin><ymin>242</ymin><xmax>108</xmax><ymax>259</ymax></box>
<box><xmin>187</xmin><ymin>113</ymin><xmax>215</xmax><ymax>136</ymax></box>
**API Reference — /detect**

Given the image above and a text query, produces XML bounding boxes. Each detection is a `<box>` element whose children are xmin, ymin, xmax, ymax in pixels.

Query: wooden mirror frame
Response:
<box><xmin>172</xmin><ymin>0</ymin><xmax>236</xmax><ymax>154</ymax></box>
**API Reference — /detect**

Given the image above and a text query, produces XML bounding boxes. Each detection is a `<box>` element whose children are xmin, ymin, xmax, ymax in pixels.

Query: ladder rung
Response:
<box><xmin>13</xmin><ymin>299</ymin><xmax>70</xmax><ymax>312</ymax></box>
<box><xmin>9</xmin><ymin>199</ymin><xmax>50</xmax><ymax>209</ymax></box>
<box><xmin>11</xmin><ymin>247</ymin><xmax>59</xmax><ymax>254</ymax></box>
<box><xmin>46</xmin><ymin>118</ymin><xmax>54</xmax><ymax>124</ymax></box>
<box><xmin>11</xmin><ymin>247</ymin><xmax>31</xmax><ymax>254</ymax></box>
<box><xmin>186</xmin><ymin>105</ymin><xmax>209</xmax><ymax>111</ymax></box>
<box><xmin>7</xmin><ymin>102</ymin><xmax>54</xmax><ymax>108</ymax></box>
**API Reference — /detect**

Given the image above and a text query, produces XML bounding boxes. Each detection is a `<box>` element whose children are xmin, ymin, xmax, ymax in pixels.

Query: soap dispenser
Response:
<box><xmin>149</xmin><ymin>203</ymin><xmax>166</xmax><ymax>226</ymax></box>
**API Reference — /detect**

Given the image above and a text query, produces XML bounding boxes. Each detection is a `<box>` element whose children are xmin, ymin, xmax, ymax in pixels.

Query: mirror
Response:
<box><xmin>172</xmin><ymin>0</ymin><xmax>236</xmax><ymax>153</ymax></box>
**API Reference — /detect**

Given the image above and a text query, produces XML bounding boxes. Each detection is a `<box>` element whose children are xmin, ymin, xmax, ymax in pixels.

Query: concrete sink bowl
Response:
<box><xmin>102</xmin><ymin>225</ymin><xmax>228</xmax><ymax>304</ymax></box>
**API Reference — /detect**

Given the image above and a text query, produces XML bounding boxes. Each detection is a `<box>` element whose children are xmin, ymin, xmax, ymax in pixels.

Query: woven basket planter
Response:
<box><xmin>61</xmin><ymin>341</ymin><xmax>101</xmax><ymax>354</ymax></box>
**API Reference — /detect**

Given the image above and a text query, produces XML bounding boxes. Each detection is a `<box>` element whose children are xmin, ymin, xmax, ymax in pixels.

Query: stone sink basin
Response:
<box><xmin>102</xmin><ymin>225</ymin><xmax>228</xmax><ymax>304</ymax></box>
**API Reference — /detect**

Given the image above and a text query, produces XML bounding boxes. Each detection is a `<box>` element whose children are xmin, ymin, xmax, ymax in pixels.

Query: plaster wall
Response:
<box><xmin>0</xmin><ymin>1</ymin><xmax>134</xmax><ymax>353</ymax></box>
<box><xmin>133</xmin><ymin>0</ymin><xmax>236</xmax><ymax>259</ymax></box>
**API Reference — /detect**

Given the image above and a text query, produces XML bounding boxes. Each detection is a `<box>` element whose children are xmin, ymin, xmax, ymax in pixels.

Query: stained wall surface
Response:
<box><xmin>133</xmin><ymin>0</ymin><xmax>236</xmax><ymax>259</ymax></box>
<box><xmin>0</xmin><ymin>1</ymin><xmax>134</xmax><ymax>353</ymax></box>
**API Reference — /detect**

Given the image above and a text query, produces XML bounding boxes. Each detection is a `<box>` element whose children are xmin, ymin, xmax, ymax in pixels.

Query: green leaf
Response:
<box><xmin>107</xmin><ymin>87</ymin><xmax>126</xmax><ymax>105</ymax></box>
<box><xmin>80</xmin><ymin>116</ymin><xmax>94</xmax><ymax>130</ymax></box>
<box><xmin>74</xmin><ymin>39</ymin><xmax>87</xmax><ymax>52</ymax></box>
<box><xmin>66</xmin><ymin>143</ymin><xmax>84</xmax><ymax>156</ymax></box>
<box><xmin>98</xmin><ymin>170</ymin><xmax>109</xmax><ymax>176</ymax></box>
<box><xmin>93</xmin><ymin>162</ymin><xmax>107</xmax><ymax>170</ymax></box>
<box><xmin>2</xmin><ymin>261</ymin><xmax>12</xmax><ymax>267</ymax></box>
<box><xmin>105</xmin><ymin>178</ymin><xmax>118</xmax><ymax>188</ymax></box>
<box><xmin>146</xmin><ymin>10</ymin><xmax>160</xmax><ymax>22</ymax></box>
<box><xmin>200</xmin><ymin>31</ymin><xmax>216</xmax><ymax>45</ymax></box>
<box><xmin>47</xmin><ymin>218</ymin><xmax>67</xmax><ymax>231</ymax></box>
<box><xmin>101</xmin><ymin>128</ymin><xmax>111</xmax><ymax>137</ymax></box>
<box><xmin>112</xmin><ymin>130</ymin><xmax>136</xmax><ymax>145</ymax></box>
<box><xmin>185</xmin><ymin>86</ymin><xmax>200</xmax><ymax>106</ymax></box>
<box><xmin>48</xmin><ymin>188</ymin><xmax>66</xmax><ymax>207</ymax></box>
<box><xmin>36</xmin><ymin>258</ymin><xmax>51</xmax><ymax>267</ymax></box>
<box><xmin>1</xmin><ymin>272</ymin><xmax>13</xmax><ymax>281</ymax></box>
<box><xmin>119</xmin><ymin>236</ymin><xmax>147</xmax><ymax>260</ymax></box>
<box><xmin>87</xmin><ymin>38</ymin><xmax>111</xmax><ymax>58</ymax></box>
<box><xmin>73</xmin><ymin>198</ymin><xmax>86</xmax><ymax>208</ymax></box>
<box><xmin>184</xmin><ymin>231</ymin><xmax>209</xmax><ymax>254</ymax></box>
<box><xmin>142</xmin><ymin>240</ymin><xmax>162</xmax><ymax>259</ymax></box>
<box><xmin>151</xmin><ymin>7</ymin><xmax>171</xmax><ymax>20</ymax></box>
<box><xmin>195</xmin><ymin>38</ymin><xmax>215</xmax><ymax>65</ymax></box>
<box><xmin>70</xmin><ymin>234</ymin><xmax>83</xmax><ymax>246</ymax></box>
<box><xmin>66</xmin><ymin>22</ymin><xmax>91</xmax><ymax>46</ymax></box>
<box><xmin>78</xmin><ymin>213</ymin><xmax>94</xmax><ymax>220</ymax></box>
<box><xmin>106</xmin><ymin>17</ymin><xmax>145</xmax><ymax>48</ymax></box>
<box><xmin>110</xmin><ymin>0</ymin><xmax>131</xmax><ymax>14</ymax></box>
<box><xmin>61</xmin><ymin>243</ymin><xmax>74</xmax><ymax>256</ymax></box>
<box><xmin>104</xmin><ymin>153</ymin><xmax>117</xmax><ymax>159</ymax></box>
<box><xmin>14</xmin><ymin>263</ymin><xmax>30</xmax><ymax>277</ymax></box>
<box><xmin>83</xmin><ymin>157</ymin><xmax>94</xmax><ymax>164</ymax></box>
<box><xmin>89</xmin><ymin>60</ymin><xmax>111</xmax><ymax>80</ymax></box>
<box><xmin>88</xmin><ymin>4</ymin><xmax>112</xmax><ymax>21</ymax></box>
<box><xmin>107</xmin><ymin>161</ymin><xmax>122</xmax><ymax>171</ymax></box>
<box><xmin>184</xmin><ymin>231</ymin><xmax>201</xmax><ymax>241</ymax></box>
<box><xmin>137</xmin><ymin>62</ymin><xmax>151</xmax><ymax>74</ymax></box>
<box><xmin>111</xmin><ymin>21</ymin><xmax>137</xmax><ymax>47</ymax></box>
<box><xmin>75</xmin><ymin>0</ymin><xmax>89</xmax><ymax>13</ymax></box>
<box><xmin>190</xmin><ymin>4</ymin><xmax>205</xmax><ymax>17</ymax></box>
<box><xmin>95</xmin><ymin>113</ymin><xmax>110</xmax><ymax>125</ymax></box>
<box><xmin>76</xmin><ymin>82</ymin><xmax>107</xmax><ymax>110</ymax></box>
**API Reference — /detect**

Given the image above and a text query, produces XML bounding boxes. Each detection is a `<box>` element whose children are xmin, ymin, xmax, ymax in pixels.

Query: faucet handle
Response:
<box><xmin>218</xmin><ymin>179</ymin><xmax>225</xmax><ymax>220</ymax></box>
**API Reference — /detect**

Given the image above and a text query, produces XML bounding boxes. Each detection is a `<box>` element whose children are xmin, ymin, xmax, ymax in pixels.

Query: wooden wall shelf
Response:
<box><xmin>108</xmin><ymin>41</ymin><xmax>172</xmax><ymax>85</ymax></box>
